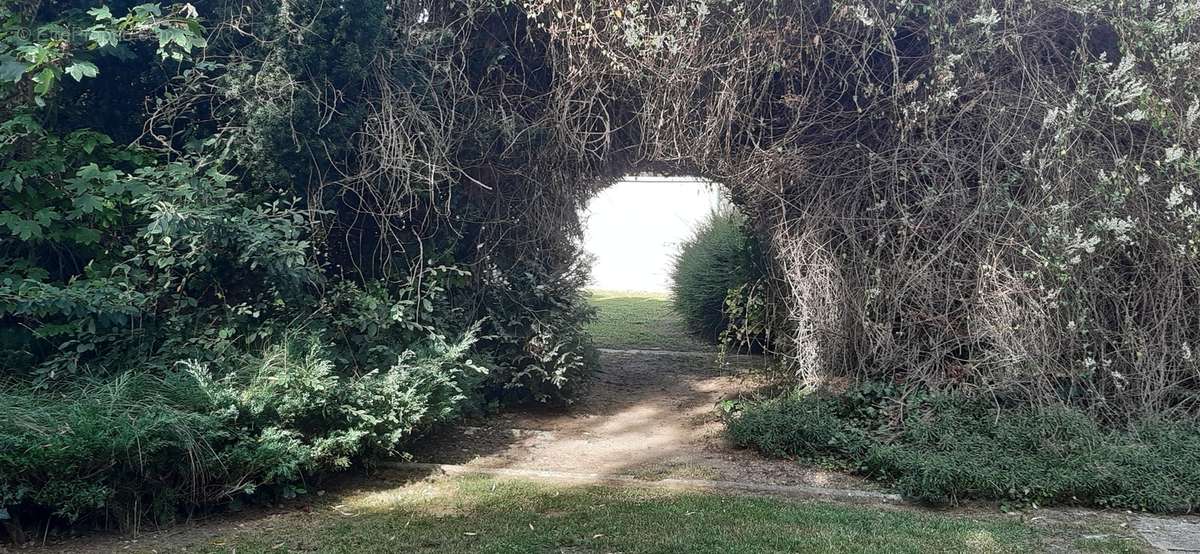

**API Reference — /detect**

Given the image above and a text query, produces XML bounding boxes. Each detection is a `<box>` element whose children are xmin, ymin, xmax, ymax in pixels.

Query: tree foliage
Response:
<box><xmin>0</xmin><ymin>1</ymin><xmax>590</xmax><ymax>533</ymax></box>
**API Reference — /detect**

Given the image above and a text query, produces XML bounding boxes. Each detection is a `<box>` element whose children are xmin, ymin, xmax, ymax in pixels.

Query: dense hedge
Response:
<box><xmin>670</xmin><ymin>209</ymin><xmax>761</xmax><ymax>341</ymax></box>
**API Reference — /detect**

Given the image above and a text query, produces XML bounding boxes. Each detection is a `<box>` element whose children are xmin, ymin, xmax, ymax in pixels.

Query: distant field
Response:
<box><xmin>586</xmin><ymin>290</ymin><xmax>714</xmax><ymax>351</ymax></box>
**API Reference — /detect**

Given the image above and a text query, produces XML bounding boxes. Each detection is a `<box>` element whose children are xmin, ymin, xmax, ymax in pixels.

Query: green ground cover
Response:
<box><xmin>727</xmin><ymin>386</ymin><xmax>1200</xmax><ymax>514</ymax></box>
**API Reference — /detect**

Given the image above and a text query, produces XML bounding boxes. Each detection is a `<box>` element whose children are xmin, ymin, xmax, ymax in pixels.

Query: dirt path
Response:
<box><xmin>410</xmin><ymin>348</ymin><xmax>1193</xmax><ymax>552</ymax></box>
<box><xmin>409</xmin><ymin>349</ymin><xmax>868</xmax><ymax>489</ymax></box>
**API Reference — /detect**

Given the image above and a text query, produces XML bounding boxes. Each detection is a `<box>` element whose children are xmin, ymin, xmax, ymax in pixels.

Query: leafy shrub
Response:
<box><xmin>670</xmin><ymin>209</ymin><xmax>762</xmax><ymax>341</ymax></box>
<box><xmin>727</xmin><ymin>386</ymin><xmax>1200</xmax><ymax>513</ymax></box>
<box><xmin>0</xmin><ymin>5</ymin><xmax>606</xmax><ymax>537</ymax></box>
<box><xmin>474</xmin><ymin>256</ymin><xmax>597</xmax><ymax>404</ymax></box>
<box><xmin>0</xmin><ymin>329</ymin><xmax>483</xmax><ymax>530</ymax></box>
<box><xmin>0</xmin><ymin>5</ymin><xmax>314</xmax><ymax>382</ymax></box>
<box><xmin>725</xmin><ymin>390</ymin><xmax>869</xmax><ymax>459</ymax></box>
<box><xmin>719</xmin><ymin>279</ymin><xmax>771</xmax><ymax>354</ymax></box>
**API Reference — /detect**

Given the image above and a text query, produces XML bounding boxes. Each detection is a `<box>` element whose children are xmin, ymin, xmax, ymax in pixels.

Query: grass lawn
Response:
<box><xmin>195</xmin><ymin>475</ymin><xmax>1039</xmax><ymax>554</ymax></box>
<box><xmin>586</xmin><ymin>289</ymin><xmax>713</xmax><ymax>351</ymax></box>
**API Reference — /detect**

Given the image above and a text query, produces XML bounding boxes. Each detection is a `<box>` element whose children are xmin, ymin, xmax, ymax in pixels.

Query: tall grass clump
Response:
<box><xmin>670</xmin><ymin>208</ymin><xmax>762</xmax><ymax>341</ymax></box>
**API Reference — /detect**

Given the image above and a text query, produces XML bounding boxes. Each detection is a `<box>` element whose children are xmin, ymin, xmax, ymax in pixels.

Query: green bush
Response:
<box><xmin>472</xmin><ymin>256</ymin><xmax>597</xmax><ymax>405</ymax></box>
<box><xmin>0</xmin><ymin>5</ymin><xmax>600</xmax><ymax>536</ymax></box>
<box><xmin>670</xmin><ymin>209</ymin><xmax>762</xmax><ymax>341</ymax></box>
<box><xmin>725</xmin><ymin>391</ymin><xmax>866</xmax><ymax>459</ymax></box>
<box><xmin>0</xmin><ymin>329</ymin><xmax>482</xmax><ymax>529</ymax></box>
<box><xmin>727</xmin><ymin>386</ymin><xmax>1200</xmax><ymax>513</ymax></box>
<box><xmin>719</xmin><ymin>280</ymin><xmax>771</xmax><ymax>354</ymax></box>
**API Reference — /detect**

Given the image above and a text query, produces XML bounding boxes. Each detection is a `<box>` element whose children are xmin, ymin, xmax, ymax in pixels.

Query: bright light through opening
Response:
<box><xmin>582</xmin><ymin>175</ymin><xmax>726</xmax><ymax>294</ymax></box>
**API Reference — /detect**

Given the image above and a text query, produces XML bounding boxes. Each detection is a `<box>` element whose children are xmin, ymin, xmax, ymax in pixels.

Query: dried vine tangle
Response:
<box><xmin>346</xmin><ymin>0</ymin><xmax>1200</xmax><ymax>420</ymax></box>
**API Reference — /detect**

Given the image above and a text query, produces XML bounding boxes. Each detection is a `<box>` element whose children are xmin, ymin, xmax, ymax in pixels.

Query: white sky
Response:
<box><xmin>582</xmin><ymin>175</ymin><xmax>725</xmax><ymax>293</ymax></box>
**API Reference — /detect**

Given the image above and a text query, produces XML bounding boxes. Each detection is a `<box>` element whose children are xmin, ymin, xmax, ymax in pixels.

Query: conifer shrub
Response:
<box><xmin>0</xmin><ymin>330</ymin><xmax>482</xmax><ymax>531</ymax></box>
<box><xmin>670</xmin><ymin>209</ymin><xmax>763</xmax><ymax>341</ymax></box>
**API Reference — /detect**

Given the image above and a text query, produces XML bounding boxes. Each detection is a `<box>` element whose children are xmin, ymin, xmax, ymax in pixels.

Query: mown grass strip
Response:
<box><xmin>193</xmin><ymin>475</ymin><xmax>1037</xmax><ymax>554</ymax></box>
<box><xmin>586</xmin><ymin>290</ymin><xmax>713</xmax><ymax>351</ymax></box>
<box><xmin>378</xmin><ymin>462</ymin><xmax>903</xmax><ymax>504</ymax></box>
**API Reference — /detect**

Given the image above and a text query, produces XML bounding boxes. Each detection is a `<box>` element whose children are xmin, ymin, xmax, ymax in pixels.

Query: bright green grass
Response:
<box><xmin>198</xmin><ymin>475</ymin><xmax>1038</xmax><ymax>554</ymax></box>
<box><xmin>586</xmin><ymin>289</ymin><xmax>713</xmax><ymax>351</ymax></box>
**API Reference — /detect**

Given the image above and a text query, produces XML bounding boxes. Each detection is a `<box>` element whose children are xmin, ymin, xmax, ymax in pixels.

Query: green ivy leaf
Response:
<box><xmin>87</xmin><ymin>6</ymin><xmax>114</xmax><ymax>21</ymax></box>
<box><xmin>76</xmin><ymin>163</ymin><xmax>104</xmax><ymax>181</ymax></box>
<box><xmin>157</xmin><ymin>28</ymin><xmax>187</xmax><ymax>49</ymax></box>
<box><xmin>76</xmin><ymin>133</ymin><xmax>114</xmax><ymax>155</ymax></box>
<box><xmin>31</xmin><ymin>67</ymin><xmax>56</xmax><ymax>97</ymax></box>
<box><xmin>33</xmin><ymin>208</ymin><xmax>60</xmax><ymax>226</ymax></box>
<box><xmin>0</xmin><ymin>57</ymin><xmax>29</xmax><ymax>82</ymax></box>
<box><xmin>89</xmin><ymin>30</ymin><xmax>119</xmax><ymax>49</ymax></box>
<box><xmin>3</xmin><ymin>216</ymin><xmax>44</xmax><ymax>240</ymax></box>
<box><xmin>65</xmin><ymin>61</ymin><xmax>99</xmax><ymax>82</ymax></box>
<box><xmin>133</xmin><ymin>4</ymin><xmax>164</xmax><ymax>18</ymax></box>
<box><xmin>74</xmin><ymin>194</ymin><xmax>105</xmax><ymax>214</ymax></box>
<box><xmin>0</xmin><ymin>171</ymin><xmax>24</xmax><ymax>192</ymax></box>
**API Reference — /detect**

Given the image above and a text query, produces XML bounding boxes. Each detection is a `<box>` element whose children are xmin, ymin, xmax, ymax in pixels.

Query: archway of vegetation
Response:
<box><xmin>451</xmin><ymin>0</ymin><xmax>1200</xmax><ymax>422</ymax></box>
<box><xmin>3</xmin><ymin>0</ymin><xmax>1200</xmax><ymax>536</ymax></box>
